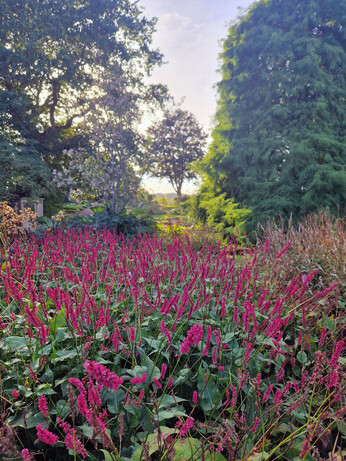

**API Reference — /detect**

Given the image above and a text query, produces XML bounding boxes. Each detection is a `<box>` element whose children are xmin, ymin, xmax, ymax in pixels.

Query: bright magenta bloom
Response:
<box><xmin>21</xmin><ymin>449</ymin><xmax>31</xmax><ymax>461</ymax></box>
<box><xmin>83</xmin><ymin>360</ymin><xmax>123</xmax><ymax>391</ymax></box>
<box><xmin>38</xmin><ymin>395</ymin><xmax>49</xmax><ymax>418</ymax></box>
<box><xmin>179</xmin><ymin>417</ymin><xmax>194</xmax><ymax>437</ymax></box>
<box><xmin>180</xmin><ymin>323</ymin><xmax>204</xmax><ymax>354</ymax></box>
<box><xmin>36</xmin><ymin>425</ymin><xmax>59</xmax><ymax>445</ymax></box>
<box><xmin>57</xmin><ymin>418</ymin><xmax>87</xmax><ymax>458</ymax></box>
<box><xmin>131</xmin><ymin>373</ymin><xmax>147</xmax><ymax>384</ymax></box>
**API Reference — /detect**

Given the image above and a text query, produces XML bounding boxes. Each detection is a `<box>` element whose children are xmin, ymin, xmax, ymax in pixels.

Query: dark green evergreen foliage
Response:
<box><xmin>0</xmin><ymin>0</ymin><xmax>161</xmax><ymax>204</ymax></box>
<box><xmin>0</xmin><ymin>136</ymin><xmax>51</xmax><ymax>203</ymax></box>
<box><xmin>198</xmin><ymin>0</ymin><xmax>346</xmax><ymax>228</ymax></box>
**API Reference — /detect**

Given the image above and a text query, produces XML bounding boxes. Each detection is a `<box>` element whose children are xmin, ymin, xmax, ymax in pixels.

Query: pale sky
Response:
<box><xmin>140</xmin><ymin>0</ymin><xmax>255</xmax><ymax>194</ymax></box>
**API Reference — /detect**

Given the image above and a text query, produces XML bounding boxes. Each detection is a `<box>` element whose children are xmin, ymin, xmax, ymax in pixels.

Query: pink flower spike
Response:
<box><xmin>36</xmin><ymin>425</ymin><xmax>59</xmax><ymax>446</ymax></box>
<box><xmin>179</xmin><ymin>417</ymin><xmax>194</xmax><ymax>437</ymax></box>
<box><xmin>160</xmin><ymin>363</ymin><xmax>167</xmax><ymax>380</ymax></box>
<box><xmin>192</xmin><ymin>391</ymin><xmax>198</xmax><ymax>404</ymax></box>
<box><xmin>68</xmin><ymin>377</ymin><xmax>86</xmax><ymax>395</ymax></box>
<box><xmin>276</xmin><ymin>241</ymin><xmax>292</xmax><ymax>258</ymax></box>
<box><xmin>329</xmin><ymin>340</ymin><xmax>344</xmax><ymax>369</ymax></box>
<box><xmin>181</xmin><ymin>323</ymin><xmax>204</xmax><ymax>355</ymax></box>
<box><xmin>38</xmin><ymin>395</ymin><xmax>49</xmax><ymax>418</ymax></box>
<box><xmin>131</xmin><ymin>372</ymin><xmax>147</xmax><ymax>385</ymax></box>
<box><xmin>83</xmin><ymin>360</ymin><xmax>123</xmax><ymax>391</ymax></box>
<box><xmin>152</xmin><ymin>378</ymin><xmax>162</xmax><ymax>389</ymax></box>
<box><xmin>21</xmin><ymin>449</ymin><xmax>31</xmax><ymax>461</ymax></box>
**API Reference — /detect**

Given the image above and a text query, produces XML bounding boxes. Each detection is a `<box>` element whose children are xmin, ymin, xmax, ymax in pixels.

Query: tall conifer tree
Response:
<box><xmin>198</xmin><ymin>0</ymin><xmax>345</xmax><ymax>228</ymax></box>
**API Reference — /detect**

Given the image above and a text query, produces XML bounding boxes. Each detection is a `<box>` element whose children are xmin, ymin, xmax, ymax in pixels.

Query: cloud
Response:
<box><xmin>139</xmin><ymin>0</ymin><xmax>255</xmax><ymax>193</ymax></box>
<box><xmin>141</xmin><ymin>0</ymin><xmax>254</xmax><ymax>129</ymax></box>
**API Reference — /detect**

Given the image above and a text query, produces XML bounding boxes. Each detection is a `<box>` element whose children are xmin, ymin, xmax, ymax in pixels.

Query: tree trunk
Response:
<box><xmin>176</xmin><ymin>184</ymin><xmax>182</xmax><ymax>203</ymax></box>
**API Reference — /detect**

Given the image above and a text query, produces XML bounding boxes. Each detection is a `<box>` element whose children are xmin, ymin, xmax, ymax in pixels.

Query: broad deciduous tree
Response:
<box><xmin>0</xmin><ymin>0</ymin><xmax>162</xmax><ymax>203</ymax></box>
<box><xmin>148</xmin><ymin>107</ymin><xmax>207</xmax><ymax>201</ymax></box>
<box><xmin>197</xmin><ymin>0</ymin><xmax>346</xmax><ymax>229</ymax></box>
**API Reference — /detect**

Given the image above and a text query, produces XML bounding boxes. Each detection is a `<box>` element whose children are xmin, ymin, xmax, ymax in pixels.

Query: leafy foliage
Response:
<box><xmin>197</xmin><ymin>0</ymin><xmax>346</xmax><ymax>230</ymax></box>
<box><xmin>187</xmin><ymin>191</ymin><xmax>251</xmax><ymax>240</ymax></box>
<box><xmin>0</xmin><ymin>0</ymin><xmax>163</xmax><ymax>203</ymax></box>
<box><xmin>66</xmin><ymin>209</ymin><xmax>157</xmax><ymax>236</ymax></box>
<box><xmin>0</xmin><ymin>133</ymin><xmax>51</xmax><ymax>203</ymax></box>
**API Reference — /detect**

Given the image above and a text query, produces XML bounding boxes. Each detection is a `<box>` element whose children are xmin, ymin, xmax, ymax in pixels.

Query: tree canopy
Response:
<box><xmin>196</xmin><ymin>0</ymin><xmax>346</xmax><ymax>229</ymax></box>
<box><xmin>0</xmin><ymin>0</ymin><xmax>162</xmax><ymax>204</ymax></box>
<box><xmin>148</xmin><ymin>107</ymin><xmax>207</xmax><ymax>201</ymax></box>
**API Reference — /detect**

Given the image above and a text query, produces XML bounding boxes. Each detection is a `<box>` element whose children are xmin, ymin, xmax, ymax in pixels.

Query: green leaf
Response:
<box><xmin>158</xmin><ymin>408</ymin><xmax>187</xmax><ymax>421</ymax></box>
<box><xmin>51</xmin><ymin>349</ymin><xmax>78</xmax><ymax>363</ymax></box>
<box><xmin>41</xmin><ymin>366</ymin><xmax>54</xmax><ymax>382</ymax></box>
<box><xmin>297</xmin><ymin>351</ymin><xmax>307</xmax><ymax>364</ymax></box>
<box><xmin>174</xmin><ymin>368</ymin><xmax>190</xmax><ymax>386</ymax></box>
<box><xmin>4</xmin><ymin>336</ymin><xmax>29</xmax><ymax>350</ymax></box>
<box><xmin>132</xmin><ymin>436</ymin><xmax>227</xmax><ymax>461</ymax></box>
<box><xmin>36</xmin><ymin>384</ymin><xmax>56</xmax><ymax>395</ymax></box>
<box><xmin>131</xmin><ymin>433</ymin><xmax>159</xmax><ymax>461</ymax></box>
<box><xmin>197</xmin><ymin>372</ymin><xmax>221</xmax><ymax>412</ymax></box>
<box><xmin>106</xmin><ymin>389</ymin><xmax>125</xmax><ymax>414</ymax></box>
<box><xmin>223</xmin><ymin>332</ymin><xmax>235</xmax><ymax>343</ymax></box>
<box><xmin>247</xmin><ymin>453</ymin><xmax>269</xmax><ymax>461</ymax></box>
<box><xmin>49</xmin><ymin>311</ymin><xmax>67</xmax><ymax>335</ymax></box>
<box><xmin>55</xmin><ymin>377</ymin><xmax>69</xmax><ymax>388</ymax></box>
<box><xmin>54</xmin><ymin>327</ymin><xmax>72</xmax><ymax>342</ymax></box>
<box><xmin>7</xmin><ymin>410</ymin><xmax>45</xmax><ymax>429</ymax></box>
<box><xmin>141</xmin><ymin>356</ymin><xmax>160</xmax><ymax>379</ymax></box>
<box><xmin>158</xmin><ymin>394</ymin><xmax>187</xmax><ymax>409</ymax></box>
<box><xmin>100</xmin><ymin>449</ymin><xmax>114</xmax><ymax>461</ymax></box>
<box><xmin>172</xmin><ymin>438</ymin><xmax>227</xmax><ymax>460</ymax></box>
<box><xmin>322</xmin><ymin>314</ymin><xmax>336</xmax><ymax>332</ymax></box>
<box><xmin>78</xmin><ymin>424</ymin><xmax>94</xmax><ymax>439</ymax></box>
<box><xmin>56</xmin><ymin>399</ymin><xmax>70</xmax><ymax>419</ymax></box>
<box><xmin>141</xmin><ymin>336</ymin><xmax>160</xmax><ymax>350</ymax></box>
<box><xmin>126</xmin><ymin>365</ymin><xmax>148</xmax><ymax>378</ymax></box>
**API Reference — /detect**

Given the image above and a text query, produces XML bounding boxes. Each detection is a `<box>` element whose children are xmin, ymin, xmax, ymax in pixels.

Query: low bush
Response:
<box><xmin>0</xmin><ymin>229</ymin><xmax>344</xmax><ymax>460</ymax></box>
<box><xmin>185</xmin><ymin>192</ymin><xmax>251</xmax><ymax>242</ymax></box>
<box><xmin>64</xmin><ymin>209</ymin><xmax>157</xmax><ymax>236</ymax></box>
<box><xmin>0</xmin><ymin>202</ymin><xmax>37</xmax><ymax>248</ymax></box>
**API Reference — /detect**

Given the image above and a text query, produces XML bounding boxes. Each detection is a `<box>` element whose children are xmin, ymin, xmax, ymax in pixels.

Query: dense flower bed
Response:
<box><xmin>0</xmin><ymin>229</ymin><xmax>344</xmax><ymax>460</ymax></box>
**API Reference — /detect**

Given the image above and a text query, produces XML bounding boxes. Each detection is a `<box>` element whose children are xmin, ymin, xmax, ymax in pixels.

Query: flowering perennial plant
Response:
<box><xmin>83</xmin><ymin>359</ymin><xmax>123</xmax><ymax>391</ymax></box>
<box><xmin>36</xmin><ymin>425</ymin><xmax>59</xmax><ymax>446</ymax></box>
<box><xmin>0</xmin><ymin>229</ymin><xmax>344</xmax><ymax>460</ymax></box>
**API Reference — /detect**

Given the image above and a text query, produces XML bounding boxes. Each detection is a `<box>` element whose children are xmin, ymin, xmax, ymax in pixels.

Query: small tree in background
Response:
<box><xmin>148</xmin><ymin>106</ymin><xmax>207</xmax><ymax>201</ymax></box>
